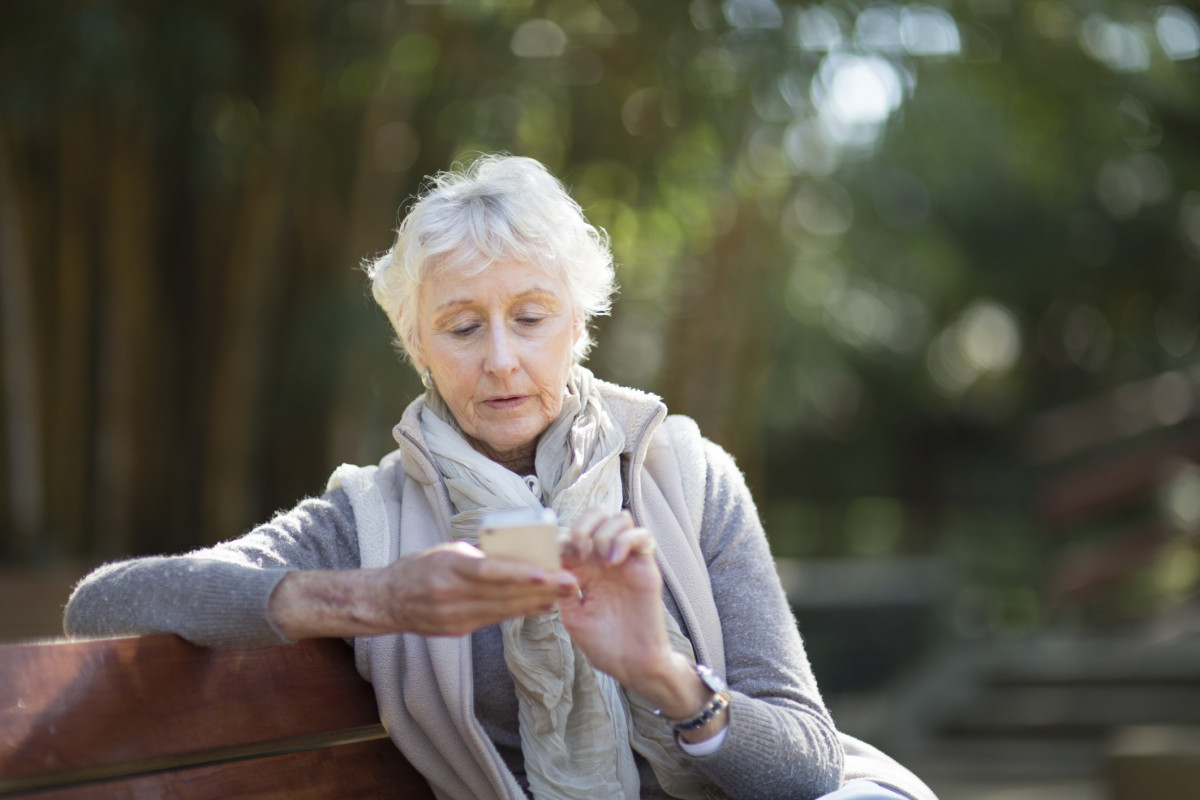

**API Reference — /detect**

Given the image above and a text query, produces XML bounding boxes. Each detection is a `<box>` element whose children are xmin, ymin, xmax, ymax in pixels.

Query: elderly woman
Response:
<box><xmin>65</xmin><ymin>155</ymin><xmax>935</xmax><ymax>800</ymax></box>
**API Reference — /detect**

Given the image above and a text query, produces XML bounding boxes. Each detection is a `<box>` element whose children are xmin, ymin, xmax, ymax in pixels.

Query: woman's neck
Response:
<box><xmin>470</xmin><ymin>437</ymin><xmax>537</xmax><ymax>476</ymax></box>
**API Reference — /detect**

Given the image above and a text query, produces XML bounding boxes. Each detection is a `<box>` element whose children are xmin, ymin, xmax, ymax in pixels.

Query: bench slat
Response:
<box><xmin>19</xmin><ymin>738</ymin><xmax>436</xmax><ymax>799</ymax></box>
<box><xmin>0</xmin><ymin>635</ymin><xmax>399</xmax><ymax>793</ymax></box>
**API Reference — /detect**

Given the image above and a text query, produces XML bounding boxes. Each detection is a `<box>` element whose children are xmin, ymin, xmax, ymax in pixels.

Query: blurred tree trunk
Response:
<box><xmin>48</xmin><ymin>111</ymin><xmax>96</xmax><ymax>556</ymax></box>
<box><xmin>325</xmin><ymin>5</ymin><xmax>426</xmax><ymax>467</ymax></box>
<box><xmin>92</xmin><ymin>112</ymin><xmax>159</xmax><ymax>558</ymax></box>
<box><xmin>200</xmin><ymin>2</ymin><xmax>315</xmax><ymax>544</ymax></box>
<box><xmin>658</xmin><ymin>209</ymin><xmax>771</xmax><ymax>493</ymax></box>
<box><xmin>0</xmin><ymin>127</ymin><xmax>44</xmax><ymax>555</ymax></box>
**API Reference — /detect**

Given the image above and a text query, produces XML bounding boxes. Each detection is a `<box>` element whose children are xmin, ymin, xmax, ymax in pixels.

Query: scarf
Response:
<box><xmin>420</xmin><ymin>366</ymin><xmax>723</xmax><ymax>800</ymax></box>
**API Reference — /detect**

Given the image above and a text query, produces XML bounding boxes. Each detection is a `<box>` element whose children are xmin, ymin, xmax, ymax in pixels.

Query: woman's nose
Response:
<box><xmin>483</xmin><ymin>326</ymin><xmax>519</xmax><ymax>375</ymax></box>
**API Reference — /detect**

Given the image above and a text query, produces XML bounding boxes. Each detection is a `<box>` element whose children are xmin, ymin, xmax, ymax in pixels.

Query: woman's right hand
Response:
<box><xmin>268</xmin><ymin>542</ymin><xmax>578</xmax><ymax>640</ymax></box>
<box><xmin>373</xmin><ymin>542</ymin><xmax>578</xmax><ymax>635</ymax></box>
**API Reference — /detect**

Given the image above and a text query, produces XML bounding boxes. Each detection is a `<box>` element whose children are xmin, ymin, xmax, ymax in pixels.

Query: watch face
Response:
<box><xmin>697</xmin><ymin>665</ymin><xmax>727</xmax><ymax>694</ymax></box>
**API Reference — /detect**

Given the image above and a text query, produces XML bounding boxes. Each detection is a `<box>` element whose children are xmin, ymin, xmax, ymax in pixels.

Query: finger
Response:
<box><xmin>607</xmin><ymin>526</ymin><xmax>655</xmax><ymax>564</ymax></box>
<box><xmin>443</xmin><ymin>542</ymin><xmax>550</xmax><ymax>584</ymax></box>
<box><xmin>467</xmin><ymin>553</ymin><xmax>548</xmax><ymax>583</ymax></box>
<box><xmin>389</xmin><ymin>547</ymin><xmax>576</xmax><ymax>635</ymax></box>
<box><xmin>572</xmin><ymin>506</ymin><xmax>611</xmax><ymax>535</ymax></box>
<box><xmin>563</xmin><ymin>527</ymin><xmax>593</xmax><ymax>565</ymax></box>
<box><xmin>468</xmin><ymin>552</ymin><xmax>580</xmax><ymax>597</ymax></box>
<box><xmin>557</xmin><ymin>586</ymin><xmax>584</xmax><ymax>616</ymax></box>
<box><xmin>419</xmin><ymin>568</ymin><xmax>569</xmax><ymax>615</ymax></box>
<box><xmin>567</xmin><ymin>507</ymin><xmax>609</xmax><ymax>559</ymax></box>
<box><xmin>413</xmin><ymin>595</ymin><xmax>562</xmax><ymax>635</ymax></box>
<box><xmin>592</xmin><ymin>510</ymin><xmax>635</xmax><ymax>562</ymax></box>
<box><xmin>410</xmin><ymin>549</ymin><xmax>557</xmax><ymax>603</ymax></box>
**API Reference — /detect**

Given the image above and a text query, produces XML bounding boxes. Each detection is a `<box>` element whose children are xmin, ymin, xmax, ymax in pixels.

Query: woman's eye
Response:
<box><xmin>450</xmin><ymin>323</ymin><xmax>480</xmax><ymax>337</ymax></box>
<box><xmin>516</xmin><ymin>315</ymin><xmax>544</xmax><ymax>326</ymax></box>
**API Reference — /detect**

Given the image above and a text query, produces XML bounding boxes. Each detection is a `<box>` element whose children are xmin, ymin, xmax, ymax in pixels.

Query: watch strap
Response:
<box><xmin>654</xmin><ymin>664</ymin><xmax>731</xmax><ymax>732</ymax></box>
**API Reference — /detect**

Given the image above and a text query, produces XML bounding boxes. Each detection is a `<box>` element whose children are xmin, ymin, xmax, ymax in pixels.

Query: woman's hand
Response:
<box><xmin>376</xmin><ymin>542</ymin><xmax>578</xmax><ymax>635</ymax></box>
<box><xmin>559</xmin><ymin>509</ymin><xmax>724</xmax><ymax>739</ymax></box>
<box><xmin>268</xmin><ymin>542</ymin><xmax>578</xmax><ymax>640</ymax></box>
<box><xmin>558</xmin><ymin>509</ymin><xmax>668</xmax><ymax>685</ymax></box>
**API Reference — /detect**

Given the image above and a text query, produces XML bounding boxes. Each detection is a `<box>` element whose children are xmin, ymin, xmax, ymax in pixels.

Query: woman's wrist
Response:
<box><xmin>268</xmin><ymin>568</ymin><xmax>390</xmax><ymax>640</ymax></box>
<box><xmin>624</xmin><ymin>651</ymin><xmax>729</xmax><ymax>744</ymax></box>
<box><xmin>655</xmin><ymin>659</ymin><xmax>731</xmax><ymax>744</ymax></box>
<box><xmin>676</xmin><ymin>701</ymin><xmax>729</xmax><ymax>744</ymax></box>
<box><xmin>629</xmin><ymin>651</ymin><xmax>709</xmax><ymax>718</ymax></box>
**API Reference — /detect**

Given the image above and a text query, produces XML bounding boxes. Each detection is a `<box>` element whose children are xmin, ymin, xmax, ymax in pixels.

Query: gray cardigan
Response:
<box><xmin>65</xmin><ymin>385</ymin><xmax>932</xmax><ymax>800</ymax></box>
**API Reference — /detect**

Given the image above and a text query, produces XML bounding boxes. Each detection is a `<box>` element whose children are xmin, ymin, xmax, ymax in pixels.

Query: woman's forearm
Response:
<box><xmin>267</xmin><ymin>568</ymin><xmax>390</xmax><ymax>640</ymax></box>
<box><xmin>270</xmin><ymin>544</ymin><xmax>579</xmax><ymax>640</ymax></box>
<box><xmin>64</xmin><ymin>556</ymin><xmax>294</xmax><ymax>647</ymax></box>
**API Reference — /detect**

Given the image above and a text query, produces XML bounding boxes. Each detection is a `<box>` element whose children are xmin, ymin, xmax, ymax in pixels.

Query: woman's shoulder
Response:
<box><xmin>325</xmin><ymin>447</ymin><xmax>406</xmax><ymax>494</ymax></box>
<box><xmin>649</xmin><ymin>414</ymin><xmax>742</xmax><ymax>486</ymax></box>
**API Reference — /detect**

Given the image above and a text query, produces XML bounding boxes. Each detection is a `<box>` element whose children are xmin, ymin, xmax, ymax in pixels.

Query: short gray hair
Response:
<box><xmin>365</xmin><ymin>154</ymin><xmax>616</xmax><ymax>366</ymax></box>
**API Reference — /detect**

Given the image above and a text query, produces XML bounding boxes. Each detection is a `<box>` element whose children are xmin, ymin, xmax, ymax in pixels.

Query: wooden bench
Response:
<box><xmin>0</xmin><ymin>634</ymin><xmax>437</xmax><ymax>798</ymax></box>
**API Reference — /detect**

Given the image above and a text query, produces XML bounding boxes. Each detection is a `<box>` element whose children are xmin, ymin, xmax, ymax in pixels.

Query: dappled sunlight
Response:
<box><xmin>927</xmin><ymin>301</ymin><xmax>1022</xmax><ymax>397</ymax></box>
<box><xmin>793</xmin><ymin>5</ymin><xmax>843</xmax><ymax>52</ymax></box>
<box><xmin>813</xmin><ymin>53</ymin><xmax>905</xmax><ymax>138</ymax></box>
<box><xmin>510</xmin><ymin>19</ymin><xmax>567</xmax><ymax>58</ymax></box>
<box><xmin>1160</xmin><ymin>460</ymin><xmax>1200</xmax><ymax>533</ymax></box>
<box><xmin>1095</xmin><ymin>152</ymin><xmax>1171</xmax><ymax>220</ymax></box>
<box><xmin>1080</xmin><ymin>15</ymin><xmax>1151</xmax><ymax>72</ymax></box>
<box><xmin>785</xmin><ymin>177</ymin><xmax>854</xmax><ymax>237</ymax></box>
<box><xmin>723</xmin><ymin>0</ymin><xmax>783</xmax><ymax>31</ymax></box>
<box><xmin>1156</xmin><ymin>6</ymin><xmax>1200</xmax><ymax>60</ymax></box>
<box><xmin>855</xmin><ymin>4</ymin><xmax>961</xmax><ymax>57</ymax></box>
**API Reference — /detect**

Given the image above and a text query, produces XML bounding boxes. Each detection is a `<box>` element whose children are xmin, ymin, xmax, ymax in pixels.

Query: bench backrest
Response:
<box><xmin>0</xmin><ymin>634</ymin><xmax>437</xmax><ymax>798</ymax></box>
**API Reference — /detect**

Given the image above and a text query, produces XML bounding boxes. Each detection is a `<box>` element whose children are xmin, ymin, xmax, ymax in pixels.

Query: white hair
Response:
<box><xmin>365</xmin><ymin>154</ymin><xmax>616</xmax><ymax>367</ymax></box>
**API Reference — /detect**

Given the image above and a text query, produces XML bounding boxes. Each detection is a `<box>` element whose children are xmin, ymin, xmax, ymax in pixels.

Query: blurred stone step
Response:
<box><xmin>902</xmin><ymin>735</ymin><xmax>1105</xmax><ymax>780</ymax></box>
<box><xmin>945</xmin><ymin>684</ymin><xmax>1200</xmax><ymax>735</ymax></box>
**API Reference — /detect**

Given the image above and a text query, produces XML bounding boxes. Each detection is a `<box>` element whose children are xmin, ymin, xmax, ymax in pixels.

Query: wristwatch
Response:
<box><xmin>655</xmin><ymin>664</ymin><xmax>732</xmax><ymax>732</ymax></box>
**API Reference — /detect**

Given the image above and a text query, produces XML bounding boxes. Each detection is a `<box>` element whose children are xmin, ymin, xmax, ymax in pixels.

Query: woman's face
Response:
<box><xmin>417</xmin><ymin>259</ymin><xmax>582</xmax><ymax>470</ymax></box>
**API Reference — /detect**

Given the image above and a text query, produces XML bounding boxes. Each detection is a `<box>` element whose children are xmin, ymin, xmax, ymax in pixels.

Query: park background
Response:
<box><xmin>2</xmin><ymin>1</ymin><xmax>1200</xmax><ymax>797</ymax></box>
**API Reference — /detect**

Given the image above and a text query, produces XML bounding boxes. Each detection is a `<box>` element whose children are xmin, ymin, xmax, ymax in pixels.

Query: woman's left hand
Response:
<box><xmin>559</xmin><ymin>507</ymin><xmax>731</xmax><ymax>738</ymax></box>
<box><xmin>558</xmin><ymin>509</ymin><xmax>668</xmax><ymax>687</ymax></box>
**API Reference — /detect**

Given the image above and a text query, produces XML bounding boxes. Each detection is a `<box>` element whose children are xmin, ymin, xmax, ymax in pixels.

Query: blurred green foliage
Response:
<box><xmin>2</xmin><ymin>0</ymin><xmax>1199</xmax><ymax>634</ymax></box>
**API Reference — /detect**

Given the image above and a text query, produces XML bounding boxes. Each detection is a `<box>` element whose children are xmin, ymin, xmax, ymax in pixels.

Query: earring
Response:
<box><xmin>421</xmin><ymin>368</ymin><xmax>434</xmax><ymax>389</ymax></box>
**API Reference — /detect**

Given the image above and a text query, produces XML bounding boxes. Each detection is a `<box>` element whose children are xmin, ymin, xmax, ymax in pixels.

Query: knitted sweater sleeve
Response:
<box><xmin>683</xmin><ymin>439</ymin><xmax>844</xmax><ymax>800</ymax></box>
<box><xmin>63</xmin><ymin>489</ymin><xmax>361</xmax><ymax>647</ymax></box>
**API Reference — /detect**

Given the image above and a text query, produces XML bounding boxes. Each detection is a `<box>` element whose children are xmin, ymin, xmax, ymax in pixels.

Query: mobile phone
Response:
<box><xmin>478</xmin><ymin>508</ymin><xmax>562</xmax><ymax>571</ymax></box>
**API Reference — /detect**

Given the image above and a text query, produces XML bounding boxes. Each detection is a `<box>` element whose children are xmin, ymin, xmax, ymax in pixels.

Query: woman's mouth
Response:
<box><xmin>484</xmin><ymin>395</ymin><xmax>526</xmax><ymax>410</ymax></box>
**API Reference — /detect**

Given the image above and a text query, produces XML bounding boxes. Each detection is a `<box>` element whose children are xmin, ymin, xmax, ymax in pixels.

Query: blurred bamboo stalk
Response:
<box><xmin>49</xmin><ymin>110</ymin><xmax>95</xmax><ymax>556</ymax></box>
<box><xmin>660</xmin><ymin>208</ymin><xmax>771</xmax><ymax>491</ymax></box>
<box><xmin>326</xmin><ymin>3</ymin><xmax>425</xmax><ymax>468</ymax></box>
<box><xmin>0</xmin><ymin>126</ymin><xmax>44</xmax><ymax>552</ymax></box>
<box><xmin>200</xmin><ymin>1</ymin><xmax>315</xmax><ymax>545</ymax></box>
<box><xmin>94</xmin><ymin>112</ymin><xmax>159</xmax><ymax>558</ymax></box>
